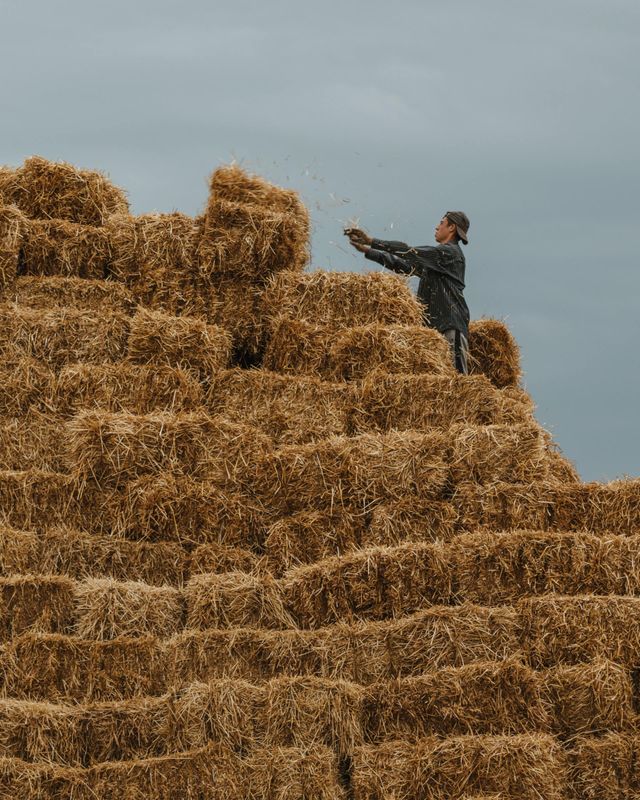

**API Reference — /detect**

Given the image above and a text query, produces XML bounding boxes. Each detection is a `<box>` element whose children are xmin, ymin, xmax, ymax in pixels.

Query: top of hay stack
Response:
<box><xmin>0</xmin><ymin>155</ymin><xmax>637</xmax><ymax>800</ymax></box>
<box><xmin>0</xmin><ymin>156</ymin><xmax>129</xmax><ymax>226</ymax></box>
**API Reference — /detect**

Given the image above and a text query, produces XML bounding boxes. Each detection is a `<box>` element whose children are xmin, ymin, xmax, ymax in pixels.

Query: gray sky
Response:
<box><xmin>1</xmin><ymin>0</ymin><xmax>638</xmax><ymax>481</ymax></box>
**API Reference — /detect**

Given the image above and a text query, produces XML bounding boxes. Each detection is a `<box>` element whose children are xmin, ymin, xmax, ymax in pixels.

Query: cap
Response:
<box><xmin>445</xmin><ymin>211</ymin><xmax>470</xmax><ymax>245</ymax></box>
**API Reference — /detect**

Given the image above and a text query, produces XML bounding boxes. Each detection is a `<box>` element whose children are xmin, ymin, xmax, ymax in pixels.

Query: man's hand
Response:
<box><xmin>344</xmin><ymin>226</ymin><xmax>372</xmax><ymax>253</ymax></box>
<box><xmin>344</xmin><ymin>226</ymin><xmax>372</xmax><ymax>245</ymax></box>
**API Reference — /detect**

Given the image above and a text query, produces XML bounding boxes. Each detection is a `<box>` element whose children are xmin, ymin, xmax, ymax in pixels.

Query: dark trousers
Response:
<box><xmin>442</xmin><ymin>328</ymin><xmax>469</xmax><ymax>374</ymax></box>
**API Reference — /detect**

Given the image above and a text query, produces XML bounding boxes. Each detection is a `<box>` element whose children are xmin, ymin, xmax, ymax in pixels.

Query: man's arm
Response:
<box><xmin>364</xmin><ymin>247</ymin><xmax>417</xmax><ymax>276</ymax></box>
<box><xmin>345</xmin><ymin>228</ymin><xmax>422</xmax><ymax>275</ymax></box>
<box><xmin>370</xmin><ymin>238</ymin><xmax>412</xmax><ymax>255</ymax></box>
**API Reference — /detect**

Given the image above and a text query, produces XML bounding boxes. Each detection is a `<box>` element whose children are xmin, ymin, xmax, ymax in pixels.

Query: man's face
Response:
<box><xmin>434</xmin><ymin>215</ymin><xmax>456</xmax><ymax>243</ymax></box>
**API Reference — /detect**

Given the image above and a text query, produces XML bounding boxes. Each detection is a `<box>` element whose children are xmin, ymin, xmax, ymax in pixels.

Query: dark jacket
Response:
<box><xmin>365</xmin><ymin>238</ymin><xmax>470</xmax><ymax>335</ymax></box>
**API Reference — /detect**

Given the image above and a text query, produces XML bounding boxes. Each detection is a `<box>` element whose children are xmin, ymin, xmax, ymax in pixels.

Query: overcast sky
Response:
<box><xmin>1</xmin><ymin>0</ymin><xmax>638</xmax><ymax>481</ymax></box>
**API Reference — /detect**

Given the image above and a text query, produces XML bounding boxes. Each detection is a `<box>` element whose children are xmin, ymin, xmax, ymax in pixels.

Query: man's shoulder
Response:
<box><xmin>417</xmin><ymin>241</ymin><xmax>462</xmax><ymax>253</ymax></box>
<box><xmin>438</xmin><ymin>241</ymin><xmax>465</xmax><ymax>260</ymax></box>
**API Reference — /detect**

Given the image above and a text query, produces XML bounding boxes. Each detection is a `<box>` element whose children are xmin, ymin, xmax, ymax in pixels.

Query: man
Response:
<box><xmin>345</xmin><ymin>211</ymin><xmax>471</xmax><ymax>374</ymax></box>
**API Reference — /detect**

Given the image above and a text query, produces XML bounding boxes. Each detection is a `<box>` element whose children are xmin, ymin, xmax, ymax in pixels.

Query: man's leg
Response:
<box><xmin>442</xmin><ymin>328</ymin><xmax>469</xmax><ymax>375</ymax></box>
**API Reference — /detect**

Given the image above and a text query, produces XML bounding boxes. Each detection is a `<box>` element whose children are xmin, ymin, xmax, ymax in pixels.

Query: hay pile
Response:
<box><xmin>108</xmin><ymin>211</ymin><xmax>210</xmax><ymax>316</ymax></box>
<box><xmin>21</xmin><ymin>218</ymin><xmax>112</xmax><ymax>279</ymax></box>
<box><xmin>262</xmin><ymin>270</ymin><xmax>423</xmax><ymax>328</ymax></box>
<box><xmin>0</xmin><ymin>203</ymin><xmax>27</xmax><ymax>291</ymax></box>
<box><xmin>261</xmin><ymin>269</ymin><xmax>457</xmax><ymax>380</ymax></box>
<box><xmin>468</xmin><ymin>319</ymin><xmax>522</xmax><ymax>388</ymax></box>
<box><xmin>197</xmin><ymin>163</ymin><xmax>310</xmax><ymax>281</ymax></box>
<box><xmin>0</xmin><ymin>155</ymin><xmax>637</xmax><ymax>800</ymax></box>
<box><xmin>0</xmin><ymin>305</ymin><xmax>130</xmax><ymax>367</ymax></box>
<box><xmin>11</xmin><ymin>276</ymin><xmax>136</xmax><ymax>313</ymax></box>
<box><xmin>0</xmin><ymin>156</ymin><xmax>129</xmax><ymax>225</ymax></box>
<box><xmin>195</xmin><ymin>164</ymin><xmax>311</xmax><ymax>358</ymax></box>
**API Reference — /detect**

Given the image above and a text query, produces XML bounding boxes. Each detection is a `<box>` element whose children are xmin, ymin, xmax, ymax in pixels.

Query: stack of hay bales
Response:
<box><xmin>196</xmin><ymin>164</ymin><xmax>311</xmax><ymax>359</ymax></box>
<box><xmin>0</xmin><ymin>156</ymin><xmax>128</xmax><ymax>288</ymax></box>
<box><xmin>262</xmin><ymin>269</ymin><xmax>453</xmax><ymax>379</ymax></box>
<box><xmin>0</xmin><ymin>156</ymin><xmax>638</xmax><ymax>799</ymax></box>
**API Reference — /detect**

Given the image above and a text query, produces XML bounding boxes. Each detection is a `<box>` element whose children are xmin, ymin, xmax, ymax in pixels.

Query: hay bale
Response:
<box><xmin>451</xmin><ymin>530</ymin><xmax>635</xmax><ymax>604</ymax></box>
<box><xmin>544</xmin><ymin>659</ymin><xmax>634</xmax><ymax>734</ymax></box>
<box><xmin>546</xmin><ymin>444</ymin><xmax>581</xmax><ymax>484</ymax></box>
<box><xmin>0</xmin><ymin>358</ymin><xmax>55</xmax><ymax>416</ymax></box>
<box><xmin>204</xmin><ymin>163</ymin><xmax>310</xmax><ymax>276</ymax></box>
<box><xmin>351</xmin><ymin>372</ymin><xmax>534</xmax><ymax>434</ymax></box>
<box><xmin>0</xmin><ymin>525</ymin><xmax>190</xmax><ymax>586</ymax></box>
<box><xmin>169</xmin><ymin>625</ymin><xmax>380</xmax><ymax>687</ymax></box>
<box><xmin>257</xmin><ymin>430</ymin><xmax>448</xmax><ymax>517</ymax></box>
<box><xmin>0</xmin><ymin>743</ymin><xmax>240</xmax><ymax>799</ymax></box>
<box><xmin>348</xmin><ymin>430</ymin><xmax>449</xmax><ymax>506</ymax></box>
<box><xmin>0</xmin><ymin>575</ymin><xmax>74</xmax><ymax>641</ymax></box>
<box><xmin>255</xmin><ymin>436</ymin><xmax>352</xmax><ymax>516</ymax></box>
<box><xmin>207</xmin><ymin>368</ymin><xmax>353</xmax><ymax>444</ymax></box>
<box><xmin>0</xmin><ymin>698</ymin><xmax>83</xmax><ymax>765</ymax></box>
<box><xmin>0</xmin><ymin>164</ymin><xmax>16</xmax><ymax>196</ymax></box>
<box><xmin>469</xmin><ymin>318</ymin><xmax>522</xmax><ymax>388</ymax></box>
<box><xmin>453</xmin><ymin>481</ymin><xmax>553</xmax><ymax>531</ymax></box>
<box><xmin>246</xmin><ymin>745</ymin><xmax>345</xmax><ymax>800</ymax></box>
<box><xmin>86</xmin><ymin>744</ymin><xmax>240</xmax><ymax>799</ymax></box>
<box><xmin>0</xmin><ymin>469</ymin><xmax>72</xmax><ymax>530</ymax></box>
<box><xmin>128</xmin><ymin>306</ymin><xmax>231</xmax><ymax>378</ymax></box>
<box><xmin>84</xmin><ymin>693</ymin><xmax>175</xmax><ymax>764</ymax></box>
<box><xmin>385</xmin><ymin>604</ymin><xmax>521</xmax><ymax>679</ymax></box>
<box><xmin>20</xmin><ymin>218</ymin><xmax>111</xmax><ymax>278</ymax></box>
<box><xmin>197</xmin><ymin>195</ymin><xmax>309</xmax><ymax>283</ymax></box>
<box><xmin>0</xmin><ymin>525</ymin><xmax>40</xmax><ymax>576</ymax></box>
<box><xmin>282</xmin><ymin>542</ymin><xmax>453</xmax><ymax>628</ymax></box>
<box><xmin>0</xmin><ymin>155</ymin><xmax>129</xmax><ymax>225</ymax></box>
<box><xmin>262</xmin><ymin>269</ymin><xmax>423</xmax><ymax>328</ymax></box>
<box><xmin>0</xmin><ymin>412</ymin><xmax>65</xmax><ymax>472</ymax></box>
<box><xmin>0</xmin><ymin>304</ymin><xmax>129</xmax><ymax>367</ymax></box>
<box><xmin>327</xmin><ymin>323</ymin><xmax>454</xmax><ymax>380</ymax></box>
<box><xmin>54</xmin><ymin>362</ymin><xmax>204</xmax><ymax>416</ymax></box>
<box><xmin>551</xmin><ymin>479</ymin><xmax>640</xmax><ymax>534</ymax></box>
<box><xmin>164</xmin><ymin>603</ymin><xmax>520</xmax><ymax>690</ymax></box>
<box><xmin>190</xmin><ymin>542</ymin><xmax>262</xmax><ymax>577</ymax></box>
<box><xmin>364</xmin><ymin>659</ymin><xmax>549</xmax><ymax>740</ymax></box>
<box><xmin>66</xmin><ymin>410</ymin><xmax>272</xmax><ymax>488</ymax></box>
<box><xmin>2</xmin><ymin>632</ymin><xmax>167</xmax><ymax>702</ymax></box>
<box><xmin>2</xmin><ymin>694</ymin><xmax>170</xmax><ymax>766</ymax></box>
<box><xmin>263</xmin><ymin>318</ymin><xmax>454</xmax><ymax>380</ymax></box>
<box><xmin>92</xmin><ymin>744</ymin><xmax>240</xmax><ymax>799</ymax></box>
<box><xmin>261</xmin><ymin>676</ymin><xmax>364</xmax><ymax>754</ymax></box>
<box><xmin>367</xmin><ymin>499</ymin><xmax>458</xmax><ymax>548</ymax></box>
<box><xmin>519</xmin><ymin>595</ymin><xmax>640</xmax><ymax>668</ymax></box>
<box><xmin>262</xmin><ymin>317</ymin><xmax>330</xmax><ymax>376</ymax></box>
<box><xmin>186</xmin><ymin>571</ymin><xmax>295</xmax><ymax>630</ymax></box>
<box><xmin>109</xmin><ymin>212</ymin><xmax>213</xmax><ymax>316</ymax></box>
<box><xmin>567</xmin><ymin>733</ymin><xmax>640</xmax><ymax>800</ymax></box>
<box><xmin>449</xmin><ymin>424</ymin><xmax>548</xmax><ymax>486</ymax></box>
<box><xmin>104</xmin><ymin>473</ymin><xmax>268</xmax><ymax>546</ymax></box>
<box><xmin>209</xmin><ymin>163</ymin><xmax>308</xmax><ymax>216</ymax></box>
<box><xmin>264</xmin><ymin>508</ymin><xmax>368</xmax><ymax>575</ymax></box>
<box><xmin>11</xmin><ymin>275</ymin><xmax>136</xmax><ymax>313</ymax></box>
<box><xmin>207</xmin><ymin>274</ymin><xmax>267</xmax><ymax>359</ymax></box>
<box><xmin>172</xmin><ymin>680</ymin><xmax>264</xmax><ymax>754</ymax></box>
<box><xmin>0</xmin><ymin>204</ymin><xmax>27</xmax><ymax>291</ymax></box>
<box><xmin>351</xmin><ymin>733</ymin><xmax>567</xmax><ymax>800</ymax></box>
<box><xmin>73</xmin><ymin>577</ymin><xmax>183</xmax><ymax>640</ymax></box>
<box><xmin>86</xmin><ymin>685</ymin><xmax>256</xmax><ymax>763</ymax></box>
<box><xmin>89</xmin><ymin>690</ymin><xmax>174</xmax><ymax>759</ymax></box>
<box><xmin>165</xmin><ymin>628</ymin><xmax>287</xmax><ymax>685</ymax></box>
